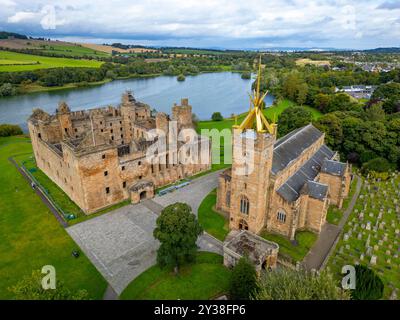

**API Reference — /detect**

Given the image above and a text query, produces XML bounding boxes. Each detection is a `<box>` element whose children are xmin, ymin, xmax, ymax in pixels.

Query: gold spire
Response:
<box><xmin>233</xmin><ymin>55</ymin><xmax>277</xmax><ymax>135</ymax></box>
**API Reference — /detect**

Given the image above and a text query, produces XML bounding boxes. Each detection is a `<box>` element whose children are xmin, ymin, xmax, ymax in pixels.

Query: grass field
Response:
<box><xmin>0</xmin><ymin>136</ymin><xmax>107</xmax><ymax>299</ymax></box>
<box><xmin>120</xmin><ymin>252</ymin><xmax>231</xmax><ymax>300</ymax></box>
<box><xmin>38</xmin><ymin>43</ymin><xmax>109</xmax><ymax>58</ymax></box>
<box><xmin>296</xmin><ymin>58</ymin><xmax>331</xmax><ymax>67</ymax></box>
<box><xmin>198</xmin><ymin>189</ymin><xmax>229</xmax><ymax>241</ymax></box>
<box><xmin>260</xmin><ymin>230</ymin><xmax>318</xmax><ymax>263</ymax></box>
<box><xmin>0</xmin><ymin>50</ymin><xmax>103</xmax><ymax>72</ymax></box>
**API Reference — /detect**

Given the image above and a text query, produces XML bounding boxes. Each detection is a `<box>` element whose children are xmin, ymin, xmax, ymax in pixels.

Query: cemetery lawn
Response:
<box><xmin>260</xmin><ymin>230</ymin><xmax>317</xmax><ymax>263</ymax></box>
<box><xmin>120</xmin><ymin>252</ymin><xmax>231</xmax><ymax>300</ymax></box>
<box><xmin>0</xmin><ymin>136</ymin><xmax>107</xmax><ymax>299</ymax></box>
<box><xmin>327</xmin><ymin>177</ymin><xmax>358</xmax><ymax>225</ymax></box>
<box><xmin>327</xmin><ymin>174</ymin><xmax>400</xmax><ymax>299</ymax></box>
<box><xmin>198</xmin><ymin>189</ymin><xmax>229</xmax><ymax>241</ymax></box>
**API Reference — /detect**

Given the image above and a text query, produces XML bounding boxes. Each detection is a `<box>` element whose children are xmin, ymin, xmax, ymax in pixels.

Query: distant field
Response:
<box><xmin>296</xmin><ymin>58</ymin><xmax>331</xmax><ymax>67</ymax></box>
<box><xmin>163</xmin><ymin>48</ymin><xmax>227</xmax><ymax>55</ymax></box>
<box><xmin>79</xmin><ymin>42</ymin><xmax>158</xmax><ymax>54</ymax></box>
<box><xmin>0</xmin><ymin>39</ymin><xmax>109</xmax><ymax>58</ymax></box>
<box><xmin>0</xmin><ymin>50</ymin><xmax>103</xmax><ymax>72</ymax></box>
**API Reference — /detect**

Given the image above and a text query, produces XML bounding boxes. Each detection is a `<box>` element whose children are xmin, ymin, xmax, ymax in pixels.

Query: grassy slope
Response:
<box><xmin>198</xmin><ymin>189</ymin><xmax>229</xmax><ymax>241</ymax></box>
<box><xmin>260</xmin><ymin>231</ymin><xmax>318</xmax><ymax>262</ymax></box>
<box><xmin>38</xmin><ymin>43</ymin><xmax>109</xmax><ymax>58</ymax></box>
<box><xmin>120</xmin><ymin>252</ymin><xmax>230</xmax><ymax>300</ymax></box>
<box><xmin>0</xmin><ymin>50</ymin><xmax>103</xmax><ymax>72</ymax></box>
<box><xmin>0</xmin><ymin>136</ymin><xmax>107</xmax><ymax>299</ymax></box>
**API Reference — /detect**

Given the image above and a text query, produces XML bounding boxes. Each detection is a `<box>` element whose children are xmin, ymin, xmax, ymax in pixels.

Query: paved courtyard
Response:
<box><xmin>67</xmin><ymin>171</ymin><xmax>222</xmax><ymax>294</ymax></box>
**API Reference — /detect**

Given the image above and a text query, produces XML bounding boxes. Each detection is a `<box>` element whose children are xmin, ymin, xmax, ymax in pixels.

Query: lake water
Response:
<box><xmin>0</xmin><ymin>72</ymin><xmax>274</xmax><ymax>131</ymax></box>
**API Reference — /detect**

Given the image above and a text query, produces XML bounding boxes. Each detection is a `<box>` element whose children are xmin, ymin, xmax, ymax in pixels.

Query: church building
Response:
<box><xmin>216</xmin><ymin>63</ymin><xmax>351</xmax><ymax>241</ymax></box>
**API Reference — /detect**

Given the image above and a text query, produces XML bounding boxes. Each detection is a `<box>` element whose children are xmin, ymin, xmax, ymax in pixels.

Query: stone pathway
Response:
<box><xmin>303</xmin><ymin>175</ymin><xmax>362</xmax><ymax>271</ymax></box>
<box><xmin>66</xmin><ymin>170</ymin><xmax>223</xmax><ymax>297</ymax></box>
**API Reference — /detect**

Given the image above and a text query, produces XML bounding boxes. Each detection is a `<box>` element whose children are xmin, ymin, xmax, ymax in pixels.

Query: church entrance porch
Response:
<box><xmin>130</xmin><ymin>180</ymin><xmax>155</xmax><ymax>204</ymax></box>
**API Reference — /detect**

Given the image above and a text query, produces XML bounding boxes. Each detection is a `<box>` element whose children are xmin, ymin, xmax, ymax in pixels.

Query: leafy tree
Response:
<box><xmin>362</xmin><ymin>157</ymin><xmax>391</xmax><ymax>174</ymax></box>
<box><xmin>371</xmin><ymin>82</ymin><xmax>400</xmax><ymax>114</ymax></box>
<box><xmin>241</xmin><ymin>72</ymin><xmax>251</xmax><ymax>80</ymax></box>
<box><xmin>255</xmin><ymin>269</ymin><xmax>350</xmax><ymax>300</ymax></box>
<box><xmin>8</xmin><ymin>270</ymin><xmax>89</xmax><ymax>300</ymax></box>
<box><xmin>0</xmin><ymin>124</ymin><xmax>23</xmax><ymax>137</ymax></box>
<box><xmin>351</xmin><ymin>265</ymin><xmax>384</xmax><ymax>300</ymax></box>
<box><xmin>314</xmin><ymin>113</ymin><xmax>343</xmax><ymax>149</ymax></box>
<box><xmin>313</xmin><ymin>93</ymin><xmax>331</xmax><ymax>112</ymax></box>
<box><xmin>229</xmin><ymin>257</ymin><xmax>258</xmax><ymax>300</ymax></box>
<box><xmin>153</xmin><ymin>203</ymin><xmax>203</xmax><ymax>273</ymax></box>
<box><xmin>0</xmin><ymin>83</ymin><xmax>17</xmax><ymax>97</ymax></box>
<box><xmin>296</xmin><ymin>82</ymin><xmax>309</xmax><ymax>105</ymax></box>
<box><xmin>364</xmin><ymin>103</ymin><xmax>386</xmax><ymax>122</ymax></box>
<box><xmin>277</xmin><ymin>106</ymin><xmax>313</xmax><ymax>137</ymax></box>
<box><xmin>211</xmin><ymin>112</ymin><xmax>224</xmax><ymax>121</ymax></box>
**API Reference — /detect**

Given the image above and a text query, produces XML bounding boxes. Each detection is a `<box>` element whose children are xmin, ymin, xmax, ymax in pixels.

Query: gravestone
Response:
<box><xmin>370</xmin><ymin>255</ymin><xmax>377</xmax><ymax>265</ymax></box>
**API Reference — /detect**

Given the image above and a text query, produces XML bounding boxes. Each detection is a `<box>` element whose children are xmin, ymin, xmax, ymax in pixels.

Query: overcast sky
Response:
<box><xmin>0</xmin><ymin>0</ymin><xmax>399</xmax><ymax>49</ymax></box>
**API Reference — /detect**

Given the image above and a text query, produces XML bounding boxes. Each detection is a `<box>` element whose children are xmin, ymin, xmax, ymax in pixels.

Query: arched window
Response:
<box><xmin>277</xmin><ymin>210</ymin><xmax>286</xmax><ymax>223</ymax></box>
<box><xmin>240</xmin><ymin>195</ymin><xmax>250</xmax><ymax>215</ymax></box>
<box><xmin>226</xmin><ymin>191</ymin><xmax>231</xmax><ymax>207</ymax></box>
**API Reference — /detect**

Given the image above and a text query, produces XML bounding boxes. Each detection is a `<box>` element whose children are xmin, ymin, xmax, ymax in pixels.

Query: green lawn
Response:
<box><xmin>0</xmin><ymin>50</ymin><xmax>103</xmax><ymax>72</ymax></box>
<box><xmin>198</xmin><ymin>189</ymin><xmax>229</xmax><ymax>241</ymax></box>
<box><xmin>260</xmin><ymin>230</ymin><xmax>317</xmax><ymax>263</ymax></box>
<box><xmin>0</xmin><ymin>136</ymin><xmax>107</xmax><ymax>299</ymax></box>
<box><xmin>326</xmin><ymin>177</ymin><xmax>358</xmax><ymax>225</ymax></box>
<box><xmin>120</xmin><ymin>252</ymin><xmax>231</xmax><ymax>300</ymax></box>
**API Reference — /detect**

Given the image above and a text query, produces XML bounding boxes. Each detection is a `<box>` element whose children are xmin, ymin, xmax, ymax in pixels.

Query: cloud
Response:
<box><xmin>377</xmin><ymin>1</ymin><xmax>400</xmax><ymax>10</ymax></box>
<box><xmin>1</xmin><ymin>0</ymin><xmax>399</xmax><ymax>49</ymax></box>
<box><xmin>7</xmin><ymin>11</ymin><xmax>37</xmax><ymax>23</ymax></box>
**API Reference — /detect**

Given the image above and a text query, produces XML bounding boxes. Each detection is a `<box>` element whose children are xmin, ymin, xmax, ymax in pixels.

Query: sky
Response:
<box><xmin>0</xmin><ymin>0</ymin><xmax>399</xmax><ymax>50</ymax></box>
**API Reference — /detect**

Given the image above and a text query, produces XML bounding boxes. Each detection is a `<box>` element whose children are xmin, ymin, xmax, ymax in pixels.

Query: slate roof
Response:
<box><xmin>276</xmin><ymin>143</ymin><xmax>335</xmax><ymax>202</ymax></box>
<box><xmin>303</xmin><ymin>181</ymin><xmax>329</xmax><ymax>201</ymax></box>
<box><xmin>272</xmin><ymin>124</ymin><xmax>325</xmax><ymax>175</ymax></box>
<box><xmin>321</xmin><ymin>159</ymin><xmax>347</xmax><ymax>177</ymax></box>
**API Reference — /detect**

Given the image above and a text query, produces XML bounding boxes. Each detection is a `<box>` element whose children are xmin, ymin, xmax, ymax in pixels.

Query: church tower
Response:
<box><xmin>229</xmin><ymin>57</ymin><xmax>277</xmax><ymax>234</ymax></box>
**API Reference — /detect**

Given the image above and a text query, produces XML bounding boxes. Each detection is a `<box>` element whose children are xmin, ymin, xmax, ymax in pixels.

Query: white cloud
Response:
<box><xmin>7</xmin><ymin>11</ymin><xmax>37</xmax><ymax>23</ymax></box>
<box><xmin>2</xmin><ymin>0</ymin><xmax>399</xmax><ymax>49</ymax></box>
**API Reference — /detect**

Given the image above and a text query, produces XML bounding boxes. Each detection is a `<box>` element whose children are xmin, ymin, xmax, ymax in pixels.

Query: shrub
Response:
<box><xmin>351</xmin><ymin>265</ymin><xmax>384</xmax><ymax>300</ymax></box>
<box><xmin>0</xmin><ymin>124</ymin><xmax>23</xmax><ymax>137</ymax></box>
<box><xmin>211</xmin><ymin>112</ymin><xmax>223</xmax><ymax>121</ymax></box>
<box><xmin>229</xmin><ymin>257</ymin><xmax>258</xmax><ymax>300</ymax></box>
<box><xmin>362</xmin><ymin>157</ymin><xmax>391</xmax><ymax>174</ymax></box>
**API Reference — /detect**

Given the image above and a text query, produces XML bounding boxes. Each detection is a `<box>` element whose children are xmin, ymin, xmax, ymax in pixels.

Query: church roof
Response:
<box><xmin>321</xmin><ymin>159</ymin><xmax>347</xmax><ymax>177</ymax></box>
<box><xmin>272</xmin><ymin>124</ymin><xmax>326</xmax><ymax>175</ymax></box>
<box><xmin>303</xmin><ymin>181</ymin><xmax>329</xmax><ymax>201</ymax></box>
<box><xmin>276</xmin><ymin>144</ymin><xmax>336</xmax><ymax>202</ymax></box>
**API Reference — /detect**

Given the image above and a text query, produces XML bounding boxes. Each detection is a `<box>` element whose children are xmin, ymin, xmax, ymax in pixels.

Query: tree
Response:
<box><xmin>314</xmin><ymin>113</ymin><xmax>343</xmax><ymax>149</ymax></box>
<box><xmin>371</xmin><ymin>82</ymin><xmax>400</xmax><ymax>114</ymax></box>
<box><xmin>0</xmin><ymin>124</ymin><xmax>23</xmax><ymax>137</ymax></box>
<box><xmin>229</xmin><ymin>257</ymin><xmax>258</xmax><ymax>300</ymax></box>
<box><xmin>296</xmin><ymin>82</ymin><xmax>308</xmax><ymax>105</ymax></box>
<box><xmin>177</xmin><ymin>74</ymin><xmax>185</xmax><ymax>81</ymax></box>
<box><xmin>351</xmin><ymin>265</ymin><xmax>384</xmax><ymax>300</ymax></box>
<box><xmin>211</xmin><ymin>112</ymin><xmax>223</xmax><ymax>121</ymax></box>
<box><xmin>277</xmin><ymin>106</ymin><xmax>313</xmax><ymax>137</ymax></box>
<box><xmin>153</xmin><ymin>203</ymin><xmax>203</xmax><ymax>273</ymax></box>
<box><xmin>255</xmin><ymin>269</ymin><xmax>350</xmax><ymax>300</ymax></box>
<box><xmin>241</xmin><ymin>72</ymin><xmax>251</xmax><ymax>80</ymax></box>
<box><xmin>362</xmin><ymin>157</ymin><xmax>391</xmax><ymax>174</ymax></box>
<box><xmin>364</xmin><ymin>103</ymin><xmax>386</xmax><ymax>122</ymax></box>
<box><xmin>0</xmin><ymin>83</ymin><xmax>17</xmax><ymax>97</ymax></box>
<box><xmin>313</xmin><ymin>93</ymin><xmax>331</xmax><ymax>112</ymax></box>
<box><xmin>8</xmin><ymin>270</ymin><xmax>89</xmax><ymax>300</ymax></box>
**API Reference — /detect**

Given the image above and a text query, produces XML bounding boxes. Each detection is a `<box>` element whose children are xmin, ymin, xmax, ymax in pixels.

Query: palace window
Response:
<box><xmin>121</xmin><ymin>166</ymin><xmax>125</xmax><ymax>171</ymax></box>
<box><xmin>38</xmin><ymin>133</ymin><xmax>41</xmax><ymax>139</ymax></box>
<box><xmin>123</xmin><ymin>181</ymin><xmax>126</xmax><ymax>188</ymax></box>
<box><xmin>105</xmin><ymin>187</ymin><xmax>110</xmax><ymax>194</ymax></box>
<box><xmin>277</xmin><ymin>210</ymin><xmax>286</xmax><ymax>223</ymax></box>
<box><xmin>240</xmin><ymin>195</ymin><xmax>250</xmax><ymax>215</ymax></box>
<box><xmin>111</xmin><ymin>129</ymin><xmax>113</xmax><ymax>133</ymax></box>
<box><xmin>104</xmin><ymin>171</ymin><xmax>108</xmax><ymax>176</ymax></box>
<box><xmin>102</xmin><ymin>154</ymin><xmax>106</xmax><ymax>159</ymax></box>
<box><xmin>226</xmin><ymin>191</ymin><xmax>231</xmax><ymax>207</ymax></box>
